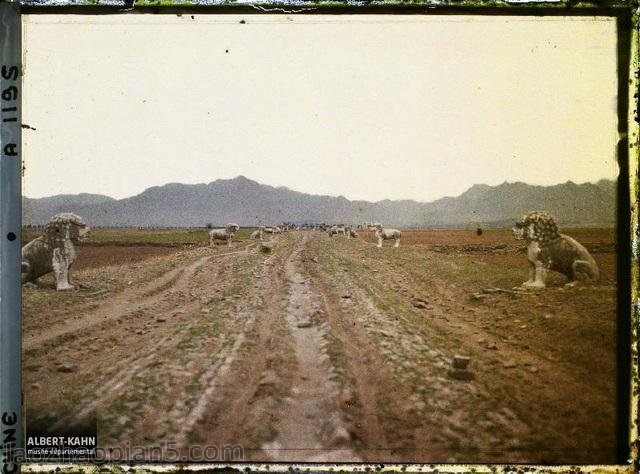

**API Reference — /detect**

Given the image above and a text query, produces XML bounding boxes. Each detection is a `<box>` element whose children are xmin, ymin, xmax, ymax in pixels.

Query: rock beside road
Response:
<box><xmin>452</xmin><ymin>354</ymin><xmax>471</xmax><ymax>370</ymax></box>
<box><xmin>57</xmin><ymin>363</ymin><xmax>76</xmax><ymax>373</ymax></box>
<box><xmin>413</xmin><ymin>299</ymin><xmax>429</xmax><ymax>309</ymax></box>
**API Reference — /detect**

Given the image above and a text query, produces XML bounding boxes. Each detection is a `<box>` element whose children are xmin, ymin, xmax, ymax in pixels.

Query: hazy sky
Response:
<box><xmin>22</xmin><ymin>15</ymin><xmax>618</xmax><ymax>202</ymax></box>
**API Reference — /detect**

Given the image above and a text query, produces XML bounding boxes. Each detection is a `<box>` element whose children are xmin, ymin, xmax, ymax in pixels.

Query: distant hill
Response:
<box><xmin>421</xmin><ymin>179</ymin><xmax>616</xmax><ymax>227</ymax></box>
<box><xmin>22</xmin><ymin>176</ymin><xmax>616</xmax><ymax>228</ymax></box>
<box><xmin>22</xmin><ymin>193</ymin><xmax>115</xmax><ymax>225</ymax></box>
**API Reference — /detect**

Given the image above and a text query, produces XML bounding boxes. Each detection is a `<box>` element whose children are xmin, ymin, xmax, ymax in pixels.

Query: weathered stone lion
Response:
<box><xmin>250</xmin><ymin>226</ymin><xmax>264</xmax><ymax>240</ymax></box>
<box><xmin>372</xmin><ymin>223</ymin><xmax>401</xmax><ymax>248</ymax></box>
<box><xmin>21</xmin><ymin>212</ymin><xmax>90</xmax><ymax>291</ymax></box>
<box><xmin>345</xmin><ymin>226</ymin><xmax>358</xmax><ymax>239</ymax></box>
<box><xmin>512</xmin><ymin>211</ymin><xmax>599</xmax><ymax>289</ymax></box>
<box><xmin>327</xmin><ymin>225</ymin><xmax>346</xmax><ymax>237</ymax></box>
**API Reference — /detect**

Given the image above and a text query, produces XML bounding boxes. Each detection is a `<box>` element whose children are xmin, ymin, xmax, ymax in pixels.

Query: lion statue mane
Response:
<box><xmin>512</xmin><ymin>211</ymin><xmax>599</xmax><ymax>289</ymax></box>
<box><xmin>22</xmin><ymin>212</ymin><xmax>90</xmax><ymax>291</ymax></box>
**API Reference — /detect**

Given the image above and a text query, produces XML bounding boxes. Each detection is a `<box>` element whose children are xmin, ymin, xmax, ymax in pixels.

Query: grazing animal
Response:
<box><xmin>373</xmin><ymin>224</ymin><xmax>401</xmax><ymax>248</ymax></box>
<box><xmin>21</xmin><ymin>213</ymin><xmax>90</xmax><ymax>291</ymax></box>
<box><xmin>209</xmin><ymin>223</ymin><xmax>240</xmax><ymax>247</ymax></box>
<box><xmin>512</xmin><ymin>211</ymin><xmax>599</xmax><ymax>289</ymax></box>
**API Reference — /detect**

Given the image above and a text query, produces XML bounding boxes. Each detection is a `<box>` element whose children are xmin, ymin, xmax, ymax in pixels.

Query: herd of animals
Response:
<box><xmin>20</xmin><ymin>210</ymin><xmax>600</xmax><ymax>292</ymax></box>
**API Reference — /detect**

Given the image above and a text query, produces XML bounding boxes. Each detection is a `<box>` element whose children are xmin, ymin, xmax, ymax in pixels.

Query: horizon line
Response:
<box><xmin>23</xmin><ymin>175</ymin><xmax>617</xmax><ymax>205</ymax></box>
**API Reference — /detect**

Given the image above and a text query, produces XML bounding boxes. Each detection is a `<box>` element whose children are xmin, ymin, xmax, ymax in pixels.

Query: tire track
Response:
<box><xmin>24</xmin><ymin>247</ymin><xmax>250</xmax><ymax>350</ymax></box>
<box><xmin>189</xmin><ymin>234</ymin><xmax>298</xmax><ymax>456</ymax></box>
<box><xmin>313</xmin><ymin>234</ymin><xmax>612</xmax><ymax>462</ymax></box>
<box><xmin>303</xmin><ymin>233</ymin><xmax>451</xmax><ymax>461</ymax></box>
<box><xmin>259</xmin><ymin>233</ymin><xmax>360</xmax><ymax>462</ymax></box>
<box><xmin>38</xmin><ymin>247</ymin><xmax>256</xmax><ymax>440</ymax></box>
<box><xmin>98</xmin><ymin>249</ymin><xmax>259</xmax><ymax>445</ymax></box>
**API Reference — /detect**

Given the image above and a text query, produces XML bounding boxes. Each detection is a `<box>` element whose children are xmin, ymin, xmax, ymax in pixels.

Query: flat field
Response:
<box><xmin>22</xmin><ymin>227</ymin><xmax>618</xmax><ymax>463</ymax></box>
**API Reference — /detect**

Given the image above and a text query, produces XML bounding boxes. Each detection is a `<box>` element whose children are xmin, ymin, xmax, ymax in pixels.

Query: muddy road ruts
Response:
<box><xmin>259</xmin><ymin>233</ymin><xmax>360</xmax><ymax>462</ymax></box>
<box><xmin>193</xmin><ymin>233</ymin><xmax>368</xmax><ymax>461</ymax></box>
<box><xmin>25</xmin><ymin>243</ymin><xmax>261</xmax><ymax>443</ymax></box>
<box><xmin>23</xmin><ymin>229</ymin><xmax>617</xmax><ymax>464</ymax></box>
<box><xmin>307</xmin><ymin>232</ymin><xmax>616</xmax><ymax>463</ymax></box>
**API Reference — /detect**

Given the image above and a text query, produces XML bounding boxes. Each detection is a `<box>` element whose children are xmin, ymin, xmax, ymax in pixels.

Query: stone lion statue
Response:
<box><xmin>22</xmin><ymin>212</ymin><xmax>90</xmax><ymax>291</ymax></box>
<box><xmin>372</xmin><ymin>223</ymin><xmax>401</xmax><ymax>248</ymax></box>
<box><xmin>208</xmin><ymin>223</ymin><xmax>240</xmax><ymax>246</ymax></box>
<box><xmin>512</xmin><ymin>211</ymin><xmax>599</xmax><ymax>289</ymax></box>
<box><xmin>250</xmin><ymin>226</ymin><xmax>264</xmax><ymax>240</ymax></box>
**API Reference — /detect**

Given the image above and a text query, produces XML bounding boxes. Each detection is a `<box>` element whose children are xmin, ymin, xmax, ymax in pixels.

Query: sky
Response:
<box><xmin>22</xmin><ymin>14</ymin><xmax>619</xmax><ymax>203</ymax></box>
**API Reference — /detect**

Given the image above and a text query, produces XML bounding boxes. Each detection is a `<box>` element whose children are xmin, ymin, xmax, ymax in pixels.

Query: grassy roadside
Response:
<box><xmin>22</xmin><ymin>227</ymin><xmax>258</xmax><ymax>246</ymax></box>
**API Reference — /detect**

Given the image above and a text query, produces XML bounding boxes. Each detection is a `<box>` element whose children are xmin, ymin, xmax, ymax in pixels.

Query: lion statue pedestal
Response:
<box><xmin>21</xmin><ymin>213</ymin><xmax>90</xmax><ymax>291</ymax></box>
<box><xmin>512</xmin><ymin>211</ymin><xmax>599</xmax><ymax>289</ymax></box>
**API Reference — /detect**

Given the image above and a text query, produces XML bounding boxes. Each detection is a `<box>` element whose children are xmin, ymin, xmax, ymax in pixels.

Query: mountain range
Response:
<box><xmin>22</xmin><ymin>176</ymin><xmax>616</xmax><ymax>228</ymax></box>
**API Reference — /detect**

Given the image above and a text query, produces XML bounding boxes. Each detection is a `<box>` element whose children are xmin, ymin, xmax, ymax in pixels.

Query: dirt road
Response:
<box><xmin>23</xmin><ymin>230</ymin><xmax>617</xmax><ymax>464</ymax></box>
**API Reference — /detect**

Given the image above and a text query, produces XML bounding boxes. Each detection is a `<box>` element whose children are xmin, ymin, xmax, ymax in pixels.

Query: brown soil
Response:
<box><xmin>71</xmin><ymin>245</ymin><xmax>184</xmax><ymax>271</ymax></box>
<box><xmin>23</xmin><ymin>229</ymin><xmax>618</xmax><ymax>464</ymax></box>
